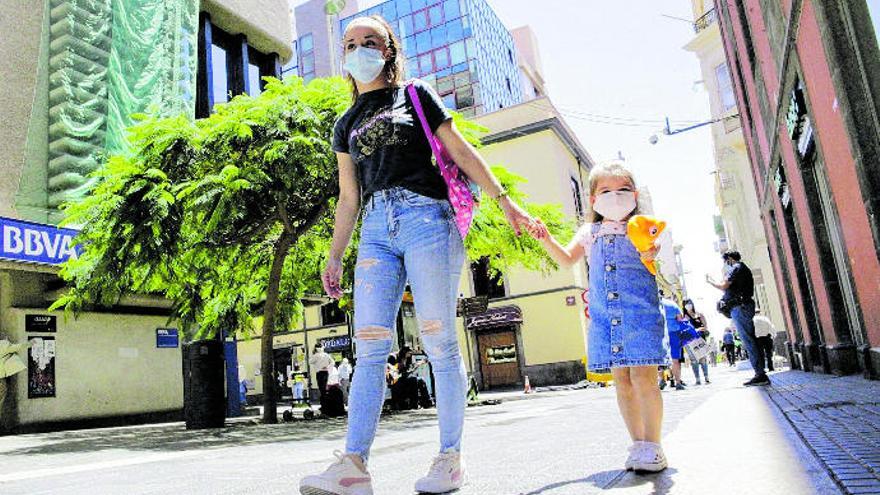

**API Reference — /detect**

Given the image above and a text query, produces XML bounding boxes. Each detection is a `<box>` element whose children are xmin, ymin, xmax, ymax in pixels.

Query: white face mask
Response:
<box><xmin>343</xmin><ymin>46</ymin><xmax>386</xmax><ymax>84</ymax></box>
<box><xmin>592</xmin><ymin>190</ymin><xmax>637</xmax><ymax>221</ymax></box>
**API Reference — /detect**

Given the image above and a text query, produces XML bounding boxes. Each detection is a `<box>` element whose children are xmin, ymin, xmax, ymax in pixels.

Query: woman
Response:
<box><xmin>299</xmin><ymin>15</ymin><xmax>534</xmax><ymax>495</ymax></box>
<box><xmin>682</xmin><ymin>299</ymin><xmax>710</xmax><ymax>385</ymax></box>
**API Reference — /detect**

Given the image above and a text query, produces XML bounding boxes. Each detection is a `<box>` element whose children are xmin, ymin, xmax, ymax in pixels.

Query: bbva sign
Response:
<box><xmin>1</xmin><ymin>217</ymin><xmax>80</xmax><ymax>265</ymax></box>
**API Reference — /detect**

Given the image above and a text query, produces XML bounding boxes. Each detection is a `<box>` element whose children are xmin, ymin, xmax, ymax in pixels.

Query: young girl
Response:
<box><xmin>300</xmin><ymin>15</ymin><xmax>534</xmax><ymax>495</ymax></box>
<box><xmin>532</xmin><ymin>162</ymin><xmax>669</xmax><ymax>473</ymax></box>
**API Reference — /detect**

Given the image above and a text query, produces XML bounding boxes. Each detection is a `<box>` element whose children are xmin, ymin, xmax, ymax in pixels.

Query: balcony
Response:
<box><xmin>694</xmin><ymin>8</ymin><xmax>717</xmax><ymax>34</ymax></box>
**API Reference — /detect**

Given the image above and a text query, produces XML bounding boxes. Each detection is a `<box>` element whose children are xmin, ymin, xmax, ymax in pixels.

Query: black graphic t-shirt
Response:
<box><xmin>332</xmin><ymin>79</ymin><xmax>452</xmax><ymax>200</ymax></box>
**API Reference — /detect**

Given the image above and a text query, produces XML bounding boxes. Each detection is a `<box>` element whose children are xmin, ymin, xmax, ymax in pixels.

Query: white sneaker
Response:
<box><xmin>624</xmin><ymin>441</ymin><xmax>645</xmax><ymax>471</ymax></box>
<box><xmin>299</xmin><ymin>451</ymin><xmax>374</xmax><ymax>495</ymax></box>
<box><xmin>632</xmin><ymin>442</ymin><xmax>668</xmax><ymax>473</ymax></box>
<box><xmin>414</xmin><ymin>451</ymin><xmax>466</xmax><ymax>494</ymax></box>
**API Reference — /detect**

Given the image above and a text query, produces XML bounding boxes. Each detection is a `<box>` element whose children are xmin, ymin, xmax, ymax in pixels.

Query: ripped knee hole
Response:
<box><xmin>355</xmin><ymin>326</ymin><xmax>392</xmax><ymax>340</ymax></box>
<box><xmin>419</xmin><ymin>319</ymin><xmax>443</xmax><ymax>335</ymax></box>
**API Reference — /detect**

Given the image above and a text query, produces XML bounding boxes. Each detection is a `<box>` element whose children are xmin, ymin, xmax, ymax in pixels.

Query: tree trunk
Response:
<box><xmin>260</xmin><ymin>234</ymin><xmax>295</xmax><ymax>423</ymax></box>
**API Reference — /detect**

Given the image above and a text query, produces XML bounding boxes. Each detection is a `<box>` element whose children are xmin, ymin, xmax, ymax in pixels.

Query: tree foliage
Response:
<box><xmin>51</xmin><ymin>76</ymin><xmax>572</xmax><ymax>420</ymax></box>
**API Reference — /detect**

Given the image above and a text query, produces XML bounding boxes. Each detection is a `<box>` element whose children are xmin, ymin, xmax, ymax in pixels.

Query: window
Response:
<box><xmin>449</xmin><ymin>41</ymin><xmax>466</xmax><ymax>66</ymax></box>
<box><xmin>431</xmin><ymin>24</ymin><xmax>448</xmax><ymax>48</ymax></box>
<box><xmin>444</xmin><ymin>0</ymin><xmax>461</xmax><ymax>20</ymax></box>
<box><xmin>455</xmin><ymin>86</ymin><xmax>474</xmax><ymax>108</ymax></box>
<box><xmin>429</xmin><ymin>5</ymin><xmax>444</xmax><ymax>26</ymax></box>
<box><xmin>570</xmin><ymin>176</ymin><xmax>584</xmax><ymax>218</ymax></box>
<box><xmin>471</xmin><ymin>257</ymin><xmax>506</xmax><ymax>299</ymax></box>
<box><xmin>414</xmin><ymin>9</ymin><xmax>428</xmax><ymax>32</ymax></box>
<box><xmin>198</xmin><ymin>17</ymin><xmax>278</xmax><ymax>118</ymax></box>
<box><xmin>442</xmin><ymin>92</ymin><xmax>456</xmax><ymax>109</ymax></box>
<box><xmin>399</xmin><ymin>15</ymin><xmax>414</xmax><ymax>38</ymax></box>
<box><xmin>716</xmin><ymin>63</ymin><xmax>737</xmax><ymax>111</ymax></box>
<box><xmin>300</xmin><ymin>33</ymin><xmax>313</xmax><ymax>53</ymax></box>
<box><xmin>419</xmin><ymin>53</ymin><xmax>433</xmax><ymax>75</ymax></box>
<box><xmin>416</xmin><ymin>31</ymin><xmax>432</xmax><ymax>54</ymax></box>
<box><xmin>381</xmin><ymin>2</ymin><xmax>397</xmax><ymax>21</ymax></box>
<box><xmin>506</xmin><ymin>77</ymin><xmax>512</xmax><ymax>94</ymax></box>
<box><xmin>211</xmin><ymin>44</ymin><xmax>229</xmax><ymax>104</ymax></box>
<box><xmin>398</xmin><ymin>0</ymin><xmax>413</xmax><ymax>15</ymax></box>
<box><xmin>320</xmin><ymin>302</ymin><xmax>346</xmax><ymax>326</ymax></box>
<box><xmin>247</xmin><ymin>63</ymin><xmax>262</xmax><ymax>96</ymax></box>
<box><xmin>447</xmin><ymin>18</ymin><xmax>464</xmax><ymax>41</ymax></box>
<box><xmin>508</xmin><ymin>48</ymin><xmax>514</xmax><ymax>64</ymax></box>
<box><xmin>412</xmin><ymin>0</ymin><xmax>428</xmax><ymax>10</ymax></box>
<box><xmin>434</xmin><ymin>47</ymin><xmax>450</xmax><ymax>70</ymax></box>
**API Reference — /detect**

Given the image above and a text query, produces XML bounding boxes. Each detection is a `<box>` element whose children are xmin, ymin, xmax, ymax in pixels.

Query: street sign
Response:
<box><xmin>26</xmin><ymin>314</ymin><xmax>56</xmax><ymax>333</ymax></box>
<box><xmin>458</xmin><ymin>296</ymin><xmax>488</xmax><ymax>317</ymax></box>
<box><xmin>0</xmin><ymin>216</ymin><xmax>81</xmax><ymax>266</ymax></box>
<box><xmin>156</xmin><ymin>328</ymin><xmax>179</xmax><ymax>348</ymax></box>
<box><xmin>318</xmin><ymin>335</ymin><xmax>351</xmax><ymax>353</ymax></box>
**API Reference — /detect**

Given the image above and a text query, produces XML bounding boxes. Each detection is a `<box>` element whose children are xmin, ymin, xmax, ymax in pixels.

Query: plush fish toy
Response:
<box><xmin>627</xmin><ymin>215</ymin><xmax>682</xmax><ymax>306</ymax></box>
<box><xmin>626</xmin><ymin>215</ymin><xmax>666</xmax><ymax>275</ymax></box>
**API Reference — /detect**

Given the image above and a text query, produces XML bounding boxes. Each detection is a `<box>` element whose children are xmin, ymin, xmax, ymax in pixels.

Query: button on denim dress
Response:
<box><xmin>582</xmin><ymin>222</ymin><xmax>668</xmax><ymax>371</ymax></box>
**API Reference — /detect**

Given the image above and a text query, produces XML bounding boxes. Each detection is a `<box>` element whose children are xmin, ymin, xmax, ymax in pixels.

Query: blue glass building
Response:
<box><xmin>338</xmin><ymin>0</ymin><xmax>524</xmax><ymax>117</ymax></box>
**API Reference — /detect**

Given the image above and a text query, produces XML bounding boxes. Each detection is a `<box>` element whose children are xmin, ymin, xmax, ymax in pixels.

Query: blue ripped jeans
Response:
<box><xmin>346</xmin><ymin>187</ymin><xmax>467</xmax><ymax>459</ymax></box>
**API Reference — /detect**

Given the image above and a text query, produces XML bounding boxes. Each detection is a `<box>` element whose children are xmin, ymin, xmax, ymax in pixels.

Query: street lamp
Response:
<box><xmin>649</xmin><ymin>115</ymin><xmax>739</xmax><ymax>144</ymax></box>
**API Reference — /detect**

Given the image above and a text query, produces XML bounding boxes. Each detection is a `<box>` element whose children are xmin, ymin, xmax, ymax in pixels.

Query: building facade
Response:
<box><xmin>715</xmin><ymin>0</ymin><xmax>880</xmax><ymax>377</ymax></box>
<box><xmin>291</xmin><ymin>0</ymin><xmax>525</xmax><ymax>117</ymax></box>
<box><xmin>684</xmin><ymin>1</ymin><xmax>785</xmax><ymax>334</ymax></box>
<box><xmin>0</xmin><ymin>0</ymin><xmax>293</xmax><ymax>432</ymax></box>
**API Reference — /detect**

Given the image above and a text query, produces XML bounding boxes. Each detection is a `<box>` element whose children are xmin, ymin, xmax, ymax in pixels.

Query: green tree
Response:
<box><xmin>51</xmin><ymin>76</ymin><xmax>571</xmax><ymax>423</ymax></box>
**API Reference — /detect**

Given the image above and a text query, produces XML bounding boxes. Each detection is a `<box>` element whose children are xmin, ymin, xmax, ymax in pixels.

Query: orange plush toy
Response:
<box><xmin>626</xmin><ymin>215</ymin><xmax>666</xmax><ymax>276</ymax></box>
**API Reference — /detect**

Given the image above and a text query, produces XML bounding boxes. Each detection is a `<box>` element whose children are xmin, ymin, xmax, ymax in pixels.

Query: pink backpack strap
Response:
<box><xmin>406</xmin><ymin>82</ymin><xmax>444</xmax><ymax>161</ymax></box>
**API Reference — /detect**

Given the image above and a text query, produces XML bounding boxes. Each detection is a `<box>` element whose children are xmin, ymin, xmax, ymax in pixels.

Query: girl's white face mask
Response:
<box><xmin>343</xmin><ymin>46</ymin><xmax>386</xmax><ymax>84</ymax></box>
<box><xmin>593</xmin><ymin>190</ymin><xmax>637</xmax><ymax>221</ymax></box>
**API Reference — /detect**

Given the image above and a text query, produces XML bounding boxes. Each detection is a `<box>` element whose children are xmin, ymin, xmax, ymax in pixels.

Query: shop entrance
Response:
<box><xmin>476</xmin><ymin>327</ymin><xmax>521</xmax><ymax>389</ymax></box>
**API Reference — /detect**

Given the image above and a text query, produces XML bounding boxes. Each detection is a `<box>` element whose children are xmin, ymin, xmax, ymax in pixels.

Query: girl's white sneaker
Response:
<box><xmin>414</xmin><ymin>451</ymin><xmax>466</xmax><ymax>494</ymax></box>
<box><xmin>633</xmin><ymin>442</ymin><xmax>668</xmax><ymax>473</ymax></box>
<box><xmin>299</xmin><ymin>451</ymin><xmax>374</xmax><ymax>495</ymax></box>
<box><xmin>624</xmin><ymin>441</ymin><xmax>646</xmax><ymax>471</ymax></box>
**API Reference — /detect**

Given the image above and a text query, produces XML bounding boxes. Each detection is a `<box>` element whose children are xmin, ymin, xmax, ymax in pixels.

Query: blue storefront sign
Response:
<box><xmin>156</xmin><ymin>328</ymin><xmax>179</xmax><ymax>348</ymax></box>
<box><xmin>0</xmin><ymin>216</ymin><xmax>81</xmax><ymax>265</ymax></box>
<box><xmin>318</xmin><ymin>335</ymin><xmax>351</xmax><ymax>353</ymax></box>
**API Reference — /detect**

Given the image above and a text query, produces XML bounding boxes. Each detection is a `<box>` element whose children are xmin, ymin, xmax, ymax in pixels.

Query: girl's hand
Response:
<box><xmin>322</xmin><ymin>257</ymin><xmax>344</xmax><ymax>299</ymax></box>
<box><xmin>498</xmin><ymin>196</ymin><xmax>535</xmax><ymax>236</ymax></box>
<box><xmin>530</xmin><ymin>218</ymin><xmax>550</xmax><ymax>240</ymax></box>
<box><xmin>640</xmin><ymin>243</ymin><xmax>660</xmax><ymax>264</ymax></box>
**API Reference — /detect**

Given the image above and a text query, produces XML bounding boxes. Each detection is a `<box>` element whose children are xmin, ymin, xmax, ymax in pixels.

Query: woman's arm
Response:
<box><xmin>322</xmin><ymin>152</ymin><xmax>360</xmax><ymax>299</ymax></box>
<box><xmin>434</xmin><ymin>120</ymin><xmax>534</xmax><ymax>235</ymax></box>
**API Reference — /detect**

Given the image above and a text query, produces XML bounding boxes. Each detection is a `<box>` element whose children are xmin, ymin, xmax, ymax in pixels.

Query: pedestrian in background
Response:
<box><xmin>707</xmin><ymin>251</ymin><xmax>770</xmax><ymax>386</ymax></box>
<box><xmin>301</xmin><ymin>15</ymin><xmax>536</xmax><ymax>495</ymax></box>
<box><xmin>662</xmin><ymin>297</ymin><xmax>699</xmax><ymax>390</ymax></box>
<box><xmin>309</xmin><ymin>344</ymin><xmax>334</xmax><ymax>400</ymax></box>
<box><xmin>722</xmin><ymin>328</ymin><xmax>736</xmax><ymax>366</ymax></box>
<box><xmin>753</xmin><ymin>309</ymin><xmax>776</xmax><ymax>372</ymax></box>
<box><xmin>338</xmin><ymin>356</ymin><xmax>352</xmax><ymax>406</ymax></box>
<box><xmin>682</xmin><ymin>299</ymin><xmax>710</xmax><ymax>384</ymax></box>
<box><xmin>533</xmin><ymin>161</ymin><xmax>669</xmax><ymax>473</ymax></box>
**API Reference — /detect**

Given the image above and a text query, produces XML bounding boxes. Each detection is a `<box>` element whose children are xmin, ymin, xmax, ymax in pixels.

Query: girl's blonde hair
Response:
<box><xmin>587</xmin><ymin>160</ymin><xmax>642</xmax><ymax>223</ymax></box>
<box><xmin>342</xmin><ymin>16</ymin><xmax>406</xmax><ymax>102</ymax></box>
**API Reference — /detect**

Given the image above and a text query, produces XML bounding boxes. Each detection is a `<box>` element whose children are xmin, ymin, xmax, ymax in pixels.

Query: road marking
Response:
<box><xmin>0</xmin><ymin>450</ymin><xmax>201</xmax><ymax>483</ymax></box>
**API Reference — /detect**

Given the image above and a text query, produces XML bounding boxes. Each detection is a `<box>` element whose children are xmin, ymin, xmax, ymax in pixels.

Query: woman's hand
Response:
<box><xmin>322</xmin><ymin>257</ymin><xmax>344</xmax><ymax>299</ymax></box>
<box><xmin>498</xmin><ymin>196</ymin><xmax>535</xmax><ymax>236</ymax></box>
<box><xmin>530</xmin><ymin>218</ymin><xmax>550</xmax><ymax>240</ymax></box>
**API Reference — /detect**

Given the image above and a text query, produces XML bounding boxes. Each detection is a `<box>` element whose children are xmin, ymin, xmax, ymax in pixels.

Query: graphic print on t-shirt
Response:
<box><xmin>350</xmin><ymin>103</ymin><xmax>410</xmax><ymax>162</ymax></box>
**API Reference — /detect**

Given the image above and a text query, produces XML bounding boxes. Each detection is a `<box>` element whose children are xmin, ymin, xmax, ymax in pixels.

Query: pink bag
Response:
<box><xmin>407</xmin><ymin>83</ymin><xmax>476</xmax><ymax>239</ymax></box>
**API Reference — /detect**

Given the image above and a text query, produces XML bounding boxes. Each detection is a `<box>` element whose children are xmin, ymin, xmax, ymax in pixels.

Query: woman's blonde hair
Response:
<box><xmin>342</xmin><ymin>16</ymin><xmax>406</xmax><ymax>102</ymax></box>
<box><xmin>586</xmin><ymin>160</ymin><xmax>642</xmax><ymax>223</ymax></box>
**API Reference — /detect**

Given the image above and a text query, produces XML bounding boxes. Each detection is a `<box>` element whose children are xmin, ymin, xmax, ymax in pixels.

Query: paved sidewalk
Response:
<box><xmin>607</xmin><ymin>368</ymin><xmax>841</xmax><ymax>495</ymax></box>
<box><xmin>766</xmin><ymin>371</ymin><xmax>880</xmax><ymax>494</ymax></box>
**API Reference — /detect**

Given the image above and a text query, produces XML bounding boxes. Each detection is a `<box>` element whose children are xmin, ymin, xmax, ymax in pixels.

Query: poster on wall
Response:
<box><xmin>28</xmin><ymin>336</ymin><xmax>56</xmax><ymax>398</ymax></box>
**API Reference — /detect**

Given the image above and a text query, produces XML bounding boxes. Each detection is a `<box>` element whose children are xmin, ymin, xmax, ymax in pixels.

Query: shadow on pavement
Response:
<box><xmin>518</xmin><ymin>468</ymin><xmax>677</xmax><ymax>494</ymax></box>
<box><xmin>0</xmin><ymin>408</ymin><xmax>443</xmax><ymax>458</ymax></box>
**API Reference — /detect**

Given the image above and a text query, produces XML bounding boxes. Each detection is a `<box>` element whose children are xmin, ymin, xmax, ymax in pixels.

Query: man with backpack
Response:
<box><xmin>707</xmin><ymin>251</ymin><xmax>770</xmax><ymax>386</ymax></box>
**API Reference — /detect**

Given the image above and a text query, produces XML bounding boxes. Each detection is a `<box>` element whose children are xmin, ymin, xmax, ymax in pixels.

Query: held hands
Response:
<box><xmin>498</xmin><ymin>196</ymin><xmax>539</xmax><ymax>237</ymax></box>
<box><xmin>322</xmin><ymin>257</ymin><xmax>344</xmax><ymax>299</ymax></box>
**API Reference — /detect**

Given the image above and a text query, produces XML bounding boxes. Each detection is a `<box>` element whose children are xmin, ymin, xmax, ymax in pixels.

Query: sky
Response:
<box><xmin>479</xmin><ymin>0</ymin><xmax>730</xmax><ymax>335</ymax></box>
<box><xmin>291</xmin><ymin>0</ymin><xmax>732</xmax><ymax>336</ymax></box>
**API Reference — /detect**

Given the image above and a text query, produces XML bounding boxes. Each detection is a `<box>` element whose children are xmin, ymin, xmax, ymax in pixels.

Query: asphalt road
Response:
<box><xmin>0</xmin><ymin>365</ymin><xmax>839</xmax><ymax>495</ymax></box>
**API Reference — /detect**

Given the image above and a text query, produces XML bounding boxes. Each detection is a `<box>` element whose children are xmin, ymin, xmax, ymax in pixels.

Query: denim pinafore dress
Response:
<box><xmin>583</xmin><ymin>222</ymin><xmax>668</xmax><ymax>370</ymax></box>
